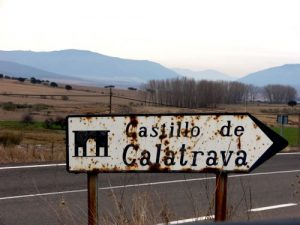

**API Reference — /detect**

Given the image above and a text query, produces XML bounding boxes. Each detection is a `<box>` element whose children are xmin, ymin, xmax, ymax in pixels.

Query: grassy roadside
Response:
<box><xmin>0</xmin><ymin>120</ymin><xmax>45</xmax><ymax>129</ymax></box>
<box><xmin>0</xmin><ymin>120</ymin><xmax>65</xmax><ymax>163</ymax></box>
<box><xmin>272</xmin><ymin>126</ymin><xmax>299</xmax><ymax>147</ymax></box>
<box><xmin>0</xmin><ymin>119</ymin><xmax>299</xmax><ymax>164</ymax></box>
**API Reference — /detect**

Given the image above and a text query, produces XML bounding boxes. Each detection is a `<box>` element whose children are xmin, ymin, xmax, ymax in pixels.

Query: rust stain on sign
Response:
<box><xmin>66</xmin><ymin>113</ymin><xmax>287</xmax><ymax>173</ymax></box>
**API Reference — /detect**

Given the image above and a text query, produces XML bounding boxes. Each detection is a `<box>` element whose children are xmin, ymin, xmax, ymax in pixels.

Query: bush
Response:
<box><xmin>32</xmin><ymin>104</ymin><xmax>49</xmax><ymax>111</ymax></box>
<box><xmin>17</xmin><ymin>77</ymin><xmax>26</xmax><ymax>82</ymax></box>
<box><xmin>22</xmin><ymin>114</ymin><xmax>34</xmax><ymax>124</ymax></box>
<box><xmin>44</xmin><ymin>117</ymin><xmax>66</xmax><ymax>130</ymax></box>
<box><xmin>61</xmin><ymin>95</ymin><xmax>69</xmax><ymax>101</ymax></box>
<box><xmin>0</xmin><ymin>132</ymin><xmax>23</xmax><ymax>147</ymax></box>
<box><xmin>55</xmin><ymin>116</ymin><xmax>67</xmax><ymax>129</ymax></box>
<box><xmin>288</xmin><ymin>100</ymin><xmax>297</xmax><ymax>107</ymax></box>
<box><xmin>50</xmin><ymin>82</ymin><xmax>58</xmax><ymax>87</ymax></box>
<box><xmin>65</xmin><ymin>85</ymin><xmax>72</xmax><ymax>90</ymax></box>
<box><xmin>30</xmin><ymin>77</ymin><xmax>37</xmax><ymax>84</ymax></box>
<box><xmin>44</xmin><ymin>118</ymin><xmax>54</xmax><ymax>129</ymax></box>
<box><xmin>2</xmin><ymin>102</ymin><xmax>17</xmax><ymax>111</ymax></box>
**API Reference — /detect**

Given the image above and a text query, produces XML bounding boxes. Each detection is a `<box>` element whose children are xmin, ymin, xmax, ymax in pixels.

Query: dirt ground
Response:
<box><xmin>1</xmin><ymin>78</ymin><xmax>299</xmax><ymax>123</ymax></box>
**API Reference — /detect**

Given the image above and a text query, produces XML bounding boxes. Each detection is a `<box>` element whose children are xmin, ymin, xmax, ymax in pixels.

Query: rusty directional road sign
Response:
<box><xmin>66</xmin><ymin>113</ymin><xmax>287</xmax><ymax>173</ymax></box>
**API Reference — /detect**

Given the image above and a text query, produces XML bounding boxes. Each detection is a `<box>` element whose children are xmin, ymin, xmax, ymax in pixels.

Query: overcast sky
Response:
<box><xmin>1</xmin><ymin>0</ymin><xmax>300</xmax><ymax>77</ymax></box>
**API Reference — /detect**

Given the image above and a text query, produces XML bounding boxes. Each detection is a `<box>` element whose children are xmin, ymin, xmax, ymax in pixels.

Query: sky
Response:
<box><xmin>1</xmin><ymin>0</ymin><xmax>300</xmax><ymax>77</ymax></box>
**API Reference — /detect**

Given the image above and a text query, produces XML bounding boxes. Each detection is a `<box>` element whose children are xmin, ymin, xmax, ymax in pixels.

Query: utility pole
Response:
<box><xmin>104</xmin><ymin>85</ymin><xmax>115</xmax><ymax>114</ymax></box>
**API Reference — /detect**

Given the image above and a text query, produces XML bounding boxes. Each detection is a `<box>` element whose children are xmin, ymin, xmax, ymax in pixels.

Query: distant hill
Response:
<box><xmin>0</xmin><ymin>60</ymin><xmax>85</xmax><ymax>82</ymax></box>
<box><xmin>239</xmin><ymin>64</ymin><xmax>300</xmax><ymax>87</ymax></box>
<box><xmin>0</xmin><ymin>49</ymin><xmax>180</xmax><ymax>87</ymax></box>
<box><xmin>173</xmin><ymin>68</ymin><xmax>234</xmax><ymax>81</ymax></box>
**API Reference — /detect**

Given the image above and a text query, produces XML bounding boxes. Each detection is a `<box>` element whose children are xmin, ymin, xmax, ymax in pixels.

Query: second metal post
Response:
<box><xmin>88</xmin><ymin>172</ymin><xmax>98</xmax><ymax>225</ymax></box>
<box><xmin>215</xmin><ymin>172</ymin><xmax>228</xmax><ymax>221</ymax></box>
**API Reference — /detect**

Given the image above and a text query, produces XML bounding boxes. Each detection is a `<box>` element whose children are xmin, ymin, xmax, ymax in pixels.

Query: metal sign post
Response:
<box><xmin>88</xmin><ymin>172</ymin><xmax>98</xmax><ymax>225</ymax></box>
<box><xmin>277</xmin><ymin>114</ymin><xmax>288</xmax><ymax>137</ymax></box>
<box><xmin>215</xmin><ymin>172</ymin><xmax>228</xmax><ymax>221</ymax></box>
<box><xmin>66</xmin><ymin>113</ymin><xmax>287</xmax><ymax>223</ymax></box>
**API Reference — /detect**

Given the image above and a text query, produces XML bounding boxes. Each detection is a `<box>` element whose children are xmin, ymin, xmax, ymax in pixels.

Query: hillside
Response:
<box><xmin>0</xmin><ymin>60</ymin><xmax>86</xmax><ymax>83</ymax></box>
<box><xmin>239</xmin><ymin>64</ymin><xmax>300</xmax><ymax>87</ymax></box>
<box><xmin>173</xmin><ymin>68</ymin><xmax>234</xmax><ymax>81</ymax></box>
<box><xmin>0</xmin><ymin>49</ymin><xmax>180</xmax><ymax>86</ymax></box>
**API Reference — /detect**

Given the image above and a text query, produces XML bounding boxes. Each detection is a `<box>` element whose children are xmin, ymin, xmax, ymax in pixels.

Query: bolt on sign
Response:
<box><xmin>66</xmin><ymin>113</ymin><xmax>287</xmax><ymax>173</ymax></box>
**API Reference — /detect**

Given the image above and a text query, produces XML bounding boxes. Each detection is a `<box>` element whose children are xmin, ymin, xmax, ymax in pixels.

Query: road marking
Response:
<box><xmin>277</xmin><ymin>152</ymin><xmax>300</xmax><ymax>155</ymax></box>
<box><xmin>157</xmin><ymin>203</ymin><xmax>298</xmax><ymax>225</ymax></box>
<box><xmin>157</xmin><ymin>215</ymin><xmax>214</xmax><ymax>225</ymax></box>
<box><xmin>0</xmin><ymin>169</ymin><xmax>300</xmax><ymax>201</ymax></box>
<box><xmin>249</xmin><ymin>203</ymin><xmax>297</xmax><ymax>212</ymax></box>
<box><xmin>0</xmin><ymin>152</ymin><xmax>299</xmax><ymax>170</ymax></box>
<box><xmin>0</xmin><ymin>163</ymin><xmax>65</xmax><ymax>170</ymax></box>
<box><xmin>231</xmin><ymin>169</ymin><xmax>300</xmax><ymax>178</ymax></box>
<box><xmin>0</xmin><ymin>189</ymin><xmax>87</xmax><ymax>200</ymax></box>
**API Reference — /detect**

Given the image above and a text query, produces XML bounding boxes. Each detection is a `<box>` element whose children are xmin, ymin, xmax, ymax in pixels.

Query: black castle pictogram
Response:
<box><xmin>73</xmin><ymin>130</ymin><xmax>110</xmax><ymax>157</ymax></box>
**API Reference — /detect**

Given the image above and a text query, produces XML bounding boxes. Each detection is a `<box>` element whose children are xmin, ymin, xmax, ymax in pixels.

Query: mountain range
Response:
<box><xmin>0</xmin><ymin>49</ymin><xmax>179</xmax><ymax>87</ymax></box>
<box><xmin>173</xmin><ymin>68</ymin><xmax>234</xmax><ymax>81</ymax></box>
<box><xmin>238</xmin><ymin>64</ymin><xmax>300</xmax><ymax>87</ymax></box>
<box><xmin>0</xmin><ymin>49</ymin><xmax>299</xmax><ymax>89</ymax></box>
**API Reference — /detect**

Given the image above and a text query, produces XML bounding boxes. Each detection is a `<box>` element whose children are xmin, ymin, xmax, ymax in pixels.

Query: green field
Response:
<box><xmin>273</xmin><ymin>126</ymin><xmax>299</xmax><ymax>147</ymax></box>
<box><xmin>0</xmin><ymin>120</ymin><xmax>45</xmax><ymax>129</ymax></box>
<box><xmin>0</xmin><ymin>120</ymin><xmax>64</xmax><ymax>130</ymax></box>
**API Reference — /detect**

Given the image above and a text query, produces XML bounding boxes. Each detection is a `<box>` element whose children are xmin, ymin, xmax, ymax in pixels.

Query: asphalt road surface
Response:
<box><xmin>0</xmin><ymin>153</ymin><xmax>300</xmax><ymax>225</ymax></box>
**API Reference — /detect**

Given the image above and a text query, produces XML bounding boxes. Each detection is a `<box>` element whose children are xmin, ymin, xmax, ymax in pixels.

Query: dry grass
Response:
<box><xmin>1</xmin><ymin>78</ymin><xmax>299</xmax><ymax>126</ymax></box>
<box><xmin>0</xmin><ymin>143</ymin><xmax>65</xmax><ymax>163</ymax></box>
<box><xmin>0</xmin><ymin>78</ymin><xmax>298</xmax><ymax>164</ymax></box>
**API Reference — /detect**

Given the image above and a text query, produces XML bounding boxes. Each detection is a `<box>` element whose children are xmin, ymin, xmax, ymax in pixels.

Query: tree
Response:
<box><xmin>17</xmin><ymin>77</ymin><xmax>26</xmax><ymax>82</ymax></box>
<box><xmin>65</xmin><ymin>85</ymin><xmax>72</xmax><ymax>90</ymax></box>
<box><xmin>50</xmin><ymin>82</ymin><xmax>58</xmax><ymax>87</ymax></box>
<box><xmin>30</xmin><ymin>77</ymin><xmax>37</xmax><ymax>84</ymax></box>
<box><xmin>264</xmin><ymin>84</ymin><xmax>297</xmax><ymax>103</ymax></box>
<box><xmin>22</xmin><ymin>113</ymin><xmax>34</xmax><ymax>124</ymax></box>
<box><xmin>143</xmin><ymin>78</ymin><xmax>251</xmax><ymax>108</ymax></box>
<box><xmin>128</xmin><ymin>87</ymin><xmax>137</xmax><ymax>91</ymax></box>
<box><xmin>288</xmin><ymin>100</ymin><xmax>297</xmax><ymax>107</ymax></box>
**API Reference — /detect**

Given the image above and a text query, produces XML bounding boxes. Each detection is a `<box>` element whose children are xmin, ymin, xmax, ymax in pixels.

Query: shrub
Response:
<box><xmin>16</xmin><ymin>103</ymin><xmax>31</xmax><ymax>109</ymax></box>
<box><xmin>22</xmin><ymin>114</ymin><xmax>34</xmax><ymax>124</ymax></box>
<box><xmin>0</xmin><ymin>132</ymin><xmax>23</xmax><ymax>147</ymax></box>
<box><xmin>44</xmin><ymin>118</ymin><xmax>54</xmax><ymax>129</ymax></box>
<box><xmin>61</xmin><ymin>95</ymin><xmax>69</xmax><ymax>101</ymax></box>
<box><xmin>32</xmin><ymin>104</ymin><xmax>49</xmax><ymax>111</ymax></box>
<box><xmin>2</xmin><ymin>102</ymin><xmax>17</xmax><ymax>111</ymax></box>
<box><xmin>30</xmin><ymin>77</ymin><xmax>37</xmax><ymax>84</ymax></box>
<box><xmin>17</xmin><ymin>77</ymin><xmax>26</xmax><ymax>82</ymax></box>
<box><xmin>65</xmin><ymin>85</ymin><xmax>72</xmax><ymax>90</ymax></box>
<box><xmin>55</xmin><ymin>116</ymin><xmax>67</xmax><ymax>129</ymax></box>
<box><xmin>288</xmin><ymin>100</ymin><xmax>297</xmax><ymax>107</ymax></box>
<box><xmin>44</xmin><ymin>117</ymin><xmax>66</xmax><ymax>130</ymax></box>
<box><xmin>50</xmin><ymin>82</ymin><xmax>58</xmax><ymax>87</ymax></box>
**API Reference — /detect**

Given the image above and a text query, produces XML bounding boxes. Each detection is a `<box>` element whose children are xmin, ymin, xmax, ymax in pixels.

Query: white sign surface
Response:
<box><xmin>66</xmin><ymin>114</ymin><xmax>287</xmax><ymax>173</ymax></box>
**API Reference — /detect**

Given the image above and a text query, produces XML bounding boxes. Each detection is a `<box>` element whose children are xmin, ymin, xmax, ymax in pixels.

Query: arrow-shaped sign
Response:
<box><xmin>66</xmin><ymin>113</ymin><xmax>288</xmax><ymax>173</ymax></box>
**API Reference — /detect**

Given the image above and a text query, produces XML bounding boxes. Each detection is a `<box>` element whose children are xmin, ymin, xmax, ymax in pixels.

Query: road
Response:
<box><xmin>0</xmin><ymin>153</ymin><xmax>299</xmax><ymax>225</ymax></box>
